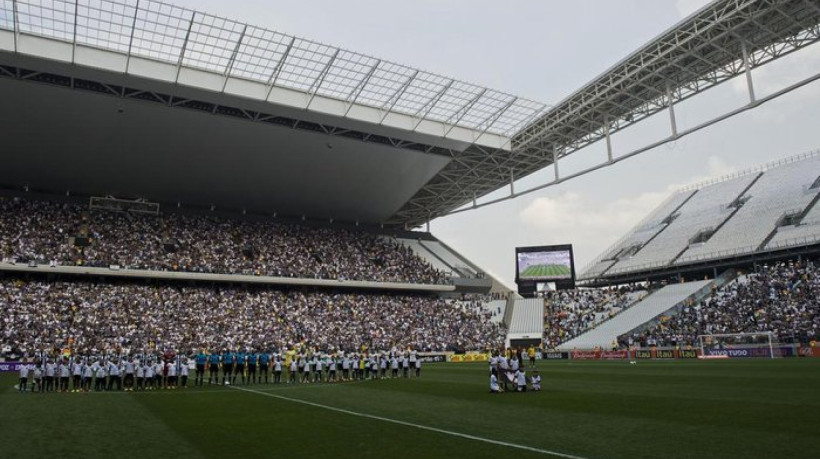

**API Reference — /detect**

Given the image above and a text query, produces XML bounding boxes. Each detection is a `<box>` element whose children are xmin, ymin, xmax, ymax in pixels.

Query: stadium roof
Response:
<box><xmin>0</xmin><ymin>1</ymin><xmax>819</xmax><ymax>227</ymax></box>
<box><xmin>0</xmin><ymin>0</ymin><xmax>547</xmax><ymax>225</ymax></box>
<box><xmin>394</xmin><ymin>0</ymin><xmax>820</xmax><ymax>226</ymax></box>
<box><xmin>0</xmin><ymin>0</ymin><xmax>547</xmax><ymax>142</ymax></box>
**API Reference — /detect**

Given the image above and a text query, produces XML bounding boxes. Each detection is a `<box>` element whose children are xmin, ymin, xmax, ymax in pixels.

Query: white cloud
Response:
<box><xmin>518</xmin><ymin>156</ymin><xmax>736</xmax><ymax>270</ymax></box>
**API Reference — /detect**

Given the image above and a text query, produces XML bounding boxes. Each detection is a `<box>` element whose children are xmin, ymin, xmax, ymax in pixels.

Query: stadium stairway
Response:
<box><xmin>799</xmin><ymin>188</ymin><xmax>820</xmax><ymax>223</ymax></box>
<box><xmin>506</xmin><ymin>298</ymin><xmax>545</xmax><ymax>346</ymax></box>
<box><xmin>393</xmin><ymin>235</ymin><xmax>511</xmax><ymax>295</ymax></box>
<box><xmin>557</xmin><ymin>280</ymin><xmax>712</xmax><ymax>350</ymax></box>
<box><xmin>626</xmin><ymin>189</ymin><xmax>700</xmax><ymax>260</ymax></box>
<box><xmin>397</xmin><ymin>238</ymin><xmax>453</xmax><ymax>274</ymax></box>
<box><xmin>503</xmin><ymin>294</ymin><xmax>517</xmax><ymax>327</ymax></box>
<box><xmin>669</xmin><ymin>173</ymin><xmax>763</xmax><ymax>265</ymax></box>
<box><xmin>484</xmin><ymin>299</ymin><xmax>508</xmax><ymax>324</ymax></box>
<box><xmin>758</xmin><ymin>188</ymin><xmax>820</xmax><ymax>251</ymax></box>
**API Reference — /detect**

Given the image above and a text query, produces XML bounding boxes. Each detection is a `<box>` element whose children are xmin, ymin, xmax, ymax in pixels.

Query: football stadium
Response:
<box><xmin>1</xmin><ymin>1</ymin><xmax>820</xmax><ymax>458</ymax></box>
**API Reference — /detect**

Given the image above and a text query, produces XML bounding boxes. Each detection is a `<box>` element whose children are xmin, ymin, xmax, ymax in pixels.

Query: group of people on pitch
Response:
<box><xmin>16</xmin><ymin>348</ymin><xmax>425</xmax><ymax>393</ymax></box>
<box><xmin>17</xmin><ymin>354</ymin><xmax>190</xmax><ymax>393</ymax></box>
<box><xmin>488</xmin><ymin>351</ymin><xmax>541</xmax><ymax>393</ymax></box>
<box><xmin>199</xmin><ymin>349</ymin><xmax>424</xmax><ymax>386</ymax></box>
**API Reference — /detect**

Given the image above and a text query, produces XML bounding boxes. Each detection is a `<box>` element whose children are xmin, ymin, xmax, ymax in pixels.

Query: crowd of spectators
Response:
<box><xmin>0</xmin><ymin>197</ymin><xmax>445</xmax><ymax>284</ymax></box>
<box><xmin>543</xmin><ymin>287</ymin><xmax>646</xmax><ymax>348</ymax></box>
<box><xmin>0</xmin><ymin>278</ymin><xmax>505</xmax><ymax>358</ymax></box>
<box><xmin>452</xmin><ymin>295</ymin><xmax>505</xmax><ymax>323</ymax></box>
<box><xmin>622</xmin><ymin>260</ymin><xmax>820</xmax><ymax>347</ymax></box>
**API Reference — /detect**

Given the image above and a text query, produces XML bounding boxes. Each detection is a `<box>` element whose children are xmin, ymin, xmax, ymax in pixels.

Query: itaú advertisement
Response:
<box><xmin>448</xmin><ymin>352</ymin><xmax>490</xmax><ymax>363</ymax></box>
<box><xmin>635</xmin><ymin>349</ymin><xmax>698</xmax><ymax>359</ymax></box>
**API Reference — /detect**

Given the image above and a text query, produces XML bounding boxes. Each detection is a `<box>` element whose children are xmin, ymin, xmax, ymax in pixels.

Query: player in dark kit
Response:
<box><xmin>246</xmin><ymin>351</ymin><xmax>258</xmax><ymax>385</ymax></box>
<box><xmin>259</xmin><ymin>351</ymin><xmax>270</xmax><ymax>384</ymax></box>
<box><xmin>233</xmin><ymin>350</ymin><xmax>246</xmax><ymax>385</ymax></box>
<box><xmin>195</xmin><ymin>350</ymin><xmax>207</xmax><ymax>387</ymax></box>
<box><xmin>221</xmin><ymin>350</ymin><xmax>233</xmax><ymax>385</ymax></box>
<box><xmin>208</xmin><ymin>351</ymin><xmax>220</xmax><ymax>385</ymax></box>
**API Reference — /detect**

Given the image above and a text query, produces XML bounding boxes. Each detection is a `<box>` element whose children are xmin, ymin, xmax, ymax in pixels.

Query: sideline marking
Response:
<box><xmin>229</xmin><ymin>385</ymin><xmax>589</xmax><ymax>459</ymax></box>
<box><xmin>9</xmin><ymin>379</ymin><xmax>369</xmax><ymax>395</ymax></box>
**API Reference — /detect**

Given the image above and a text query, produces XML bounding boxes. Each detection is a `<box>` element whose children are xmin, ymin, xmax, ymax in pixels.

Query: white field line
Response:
<box><xmin>9</xmin><ymin>379</ymin><xmax>367</xmax><ymax>395</ymax></box>
<box><xmin>229</xmin><ymin>385</ymin><xmax>590</xmax><ymax>459</ymax></box>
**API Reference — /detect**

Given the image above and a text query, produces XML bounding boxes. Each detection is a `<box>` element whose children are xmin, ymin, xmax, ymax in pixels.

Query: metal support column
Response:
<box><xmin>553</xmin><ymin>146</ymin><xmax>560</xmax><ymax>181</ymax></box>
<box><xmin>307</xmin><ymin>48</ymin><xmax>340</xmax><ymax>107</ymax></box>
<box><xmin>125</xmin><ymin>0</ymin><xmax>140</xmax><ymax>74</ymax></box>
<box><xmin>379</xmin><ymin>70</ymin><xmax>418</xmax><ymax>125</ymax></box>
<box><xmin>667</xmin><ymin>83</ymin><xmax>678</xmax><ymax>138</ymax></box>
<box><xmin>12</xmin><ymin>0</ymin><xmax>19</xmax><ymax>53</ymax></box>
<box><xmin>71</xmin><ymin>0</ymin><xmax>79</xmax><ymax>63</ymax></box>
<box><xmin>221</xmin><ymin>24</ymin><xmax>247</xmax><ymax>93</ymax></box>
<box><xmin>265</xmin><ymin>36</ymin><xmax>296</xmax><ymax>101</ymax></box>
<box><xmin>174</xmin><ymin>13</ymin><xmax>196</xmax><ymax>83</ymax></box>
<box><xmin>604</xmin><ymin>115</ymin><xmax>613</xmax><ymax>163</ymax></box>
<box><xmin>344</xmin><ymin>59</ymin><xmax>381</xmax><ymax>117</ymax></box>
<box><xmin>741</xmin><ymin>42</ymin><xmax>756</xmax><ymax>104</ymax></box>
<box><xmin>412</xmin><ymin>79</ymin><xmax>454</xmax><ymax>131</ymax></box>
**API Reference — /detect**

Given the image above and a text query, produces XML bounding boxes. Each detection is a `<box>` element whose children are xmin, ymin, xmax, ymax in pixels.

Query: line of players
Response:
<box><xmin>17</xmin><ymin>349</ymin><xmax>423</xmax><ymax>393</ymax></box>
<box><xmin>199</xmin><ymin>350</ymin><xmax>423</xmax><ymax>386</ymax></box>
<box><xmin>488</xmin><ymin>352</ymin><xmax>541</xmax><ymax>393</ymax></box>
<box><xmin>16</xmin><ymin>355</ymin><xmax>191</xmax><ymax>393</ymax></box>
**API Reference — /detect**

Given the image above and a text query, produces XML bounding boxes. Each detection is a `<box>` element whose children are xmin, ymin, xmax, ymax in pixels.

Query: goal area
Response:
<box><xmin>698</xmin><ymin>332</ymin><xmax>781</xmax><ymax>359</ymax></box>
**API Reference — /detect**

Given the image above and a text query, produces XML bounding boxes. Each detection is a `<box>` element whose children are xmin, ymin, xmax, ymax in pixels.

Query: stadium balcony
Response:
<box><xmin>578</xmin><ymin>151</ymin><xmax>820</xmax><ymax>286</ymax></box>
<box><xmin>680</xmin><ymin>155</ymin><xmax>820</xmax><ymax>262</ymax></box>
<box><xmin>0</xmin><ymin>195</ymin><xmax>498</xmax><ymax>294</ymax></box>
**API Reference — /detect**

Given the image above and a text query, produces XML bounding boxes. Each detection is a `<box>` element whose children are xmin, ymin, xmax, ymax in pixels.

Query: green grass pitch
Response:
<box><xmin>1</xmin><ymin>359</ymin><xmax>819</xmax><ymax>458</ymax></box>
<box><xmin>521</xmin><ymin>264</ymin><xmax>571</xmax><ymax>278</ymax></box>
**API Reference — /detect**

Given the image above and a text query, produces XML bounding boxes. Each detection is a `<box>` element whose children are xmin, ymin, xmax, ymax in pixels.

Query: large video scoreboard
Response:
<box><xmin>515</xmin><ymin>244</ymin><xmax>576</xmax><ymax>295</ymax></box>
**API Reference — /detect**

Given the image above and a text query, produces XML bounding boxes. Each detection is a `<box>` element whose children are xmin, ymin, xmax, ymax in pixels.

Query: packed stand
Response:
<box><xmin>543</xmin><ymin>286</ymin><xmax>646</xmax><ymax>348</ymax></box>
<box><xmin>451</xmin><ymin>294</ymin><xmax>505</xmax><ymax>324</ymax></box>
<box><xmin>623</xmin><ymin>260</ymin><xmax>820</xmax><ymax>347</ymax></box>
<box><xmin>0</xmin><ymin>278</ymin><xmax>505</xmax><ymax>359</ymax></box>
<box><xmin>0</xmin><ymin>197</ymin><xmax>445</xmax><ymax>284</ymax></box>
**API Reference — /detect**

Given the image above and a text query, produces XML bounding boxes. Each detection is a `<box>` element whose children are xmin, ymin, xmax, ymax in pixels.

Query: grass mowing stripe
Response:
<box><xmin>228</xmin><ymin>384</ymin><xmax>589</xmax><ymax>459</ymax></box>
<box><xmin>521</xmin><ymin>264</ymin><xmax>570</xmax><ymax>277</ymax></box>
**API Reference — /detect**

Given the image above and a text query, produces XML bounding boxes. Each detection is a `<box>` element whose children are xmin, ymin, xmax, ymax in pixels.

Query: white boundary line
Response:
<box><xmin>9</xmin><ymin>380</ymin><xmax>368</xmax><ymax>395</ymax></box>
<box><xmin>229</xmin><ymin>385</ymin><xmax>589</xmax><ymax>459</ymax></box>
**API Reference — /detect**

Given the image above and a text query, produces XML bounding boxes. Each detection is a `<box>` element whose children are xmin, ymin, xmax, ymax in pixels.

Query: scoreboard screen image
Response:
<box><xmin>516</xmin><ymin>245</ymin><xmax>575</xmax><ymax>281</ymax></box>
